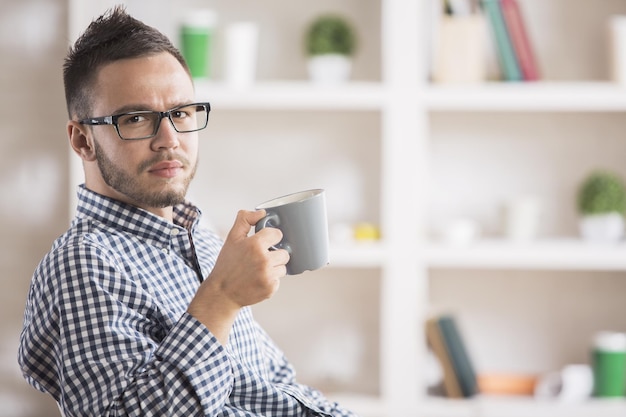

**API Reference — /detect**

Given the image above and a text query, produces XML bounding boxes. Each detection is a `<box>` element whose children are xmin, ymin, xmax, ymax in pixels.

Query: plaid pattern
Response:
<box><xmin>19</xmin><ymin>185</ymin><xmax>357</xmax><ymax>417</ymax></box>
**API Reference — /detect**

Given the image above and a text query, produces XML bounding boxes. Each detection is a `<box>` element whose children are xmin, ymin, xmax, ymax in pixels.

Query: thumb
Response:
<box><xmin>227</xmin><ymin>209</ymin><xmax>266</xmax><ymax>241</ymax></box>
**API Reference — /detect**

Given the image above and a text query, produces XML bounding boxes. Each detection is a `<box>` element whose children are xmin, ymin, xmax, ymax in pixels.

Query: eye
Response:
<box><xmin>119</xmin><ymin>113</ymin><xmax>150</xmax><ymax>125</ymax></box>
<box><xmin>171</xmin><ymin>109</ymin><xmax>190</xmax><ymax>120</ymax></box>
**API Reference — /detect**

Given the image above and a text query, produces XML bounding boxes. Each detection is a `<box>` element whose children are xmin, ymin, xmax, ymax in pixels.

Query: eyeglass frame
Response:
<box><xmin>78</xmin><ymin>102</ymin><xmax>211</xmax><ymax>140</ymax></box>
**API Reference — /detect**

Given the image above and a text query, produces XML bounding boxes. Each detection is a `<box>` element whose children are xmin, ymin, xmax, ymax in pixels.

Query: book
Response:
<box><xmin>481</xmin><ymin>0</ymin><xmax>522</xmax><ymax>81</ymax></box>
<box><xmin>499</xmin><ymin>0</ymin><xmax>540</xmax><ymax>81</ymax></box>
<box><xmin>437</xmin><ymin>315</ymin><xmax>479</xmax><ymax>397</ymax></box>
<box><xmin>425</xmin><ymin>316</ymin><xmax>463</xmax><ymax>398</ymax></box>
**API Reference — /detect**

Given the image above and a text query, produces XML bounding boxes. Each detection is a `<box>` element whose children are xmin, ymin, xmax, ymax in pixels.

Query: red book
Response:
<box><xmin>499</xmin><ymin>0</ymin><xmax>540</xmax><ymax>81</ymax></box>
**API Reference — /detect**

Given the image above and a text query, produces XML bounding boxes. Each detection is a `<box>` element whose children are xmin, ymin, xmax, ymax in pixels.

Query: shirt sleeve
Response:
<box><xmin>19</xmin><ymin>241</ymin><xmax>234</xmax><ymax>417</ymax></box>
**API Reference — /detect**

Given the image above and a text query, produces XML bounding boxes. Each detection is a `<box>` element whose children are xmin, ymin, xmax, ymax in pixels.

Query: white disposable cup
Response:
<box><xmin>504</xmin><ymin>196</ymin><xmax>541</xmax><ymax>241</ymax></box>
<box><xmin>224</xmin><ymin>22</ymin><xmax>259</xmax><ymax>88</ymax></box>
<box><xmin>610</xmin><ymin>16</ymin><xmax>626</xmax><ymax>86</ymax></box>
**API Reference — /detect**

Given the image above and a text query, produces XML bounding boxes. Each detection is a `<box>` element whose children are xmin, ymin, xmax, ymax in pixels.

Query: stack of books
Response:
<box><xmin>434</xmin><ymin>0</ymin><xmax>539</xmax><ymax>83</ymax></box>
<box><xmin>481</xmin><ymin>0</ymin><xmax>540</xmax><ymax>81</ymax></box>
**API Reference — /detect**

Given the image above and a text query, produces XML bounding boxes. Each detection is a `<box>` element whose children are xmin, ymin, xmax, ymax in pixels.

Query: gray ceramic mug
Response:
<box><xmin>255</xmin><ymin>189</ymin><xmax>329</xmax><ymax>275</ymax></box>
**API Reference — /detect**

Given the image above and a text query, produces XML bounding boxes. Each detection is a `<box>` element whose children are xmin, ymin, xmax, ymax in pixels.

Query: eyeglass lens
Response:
<box><xmin>117</xmin><ymin>104</ymin><xmax>208</xmax><ymax>139</ymax></box>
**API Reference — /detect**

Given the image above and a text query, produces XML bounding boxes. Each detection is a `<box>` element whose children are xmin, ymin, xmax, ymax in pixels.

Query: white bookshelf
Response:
<box><xmin>68</xmin><ymin>0</ymin><xmax>626</xmax><ymax>416</ymax></box>
<box><xmin>420</xmin><ymin>1</ymin><xmax>626</xmax><ymax>416</ymax></box>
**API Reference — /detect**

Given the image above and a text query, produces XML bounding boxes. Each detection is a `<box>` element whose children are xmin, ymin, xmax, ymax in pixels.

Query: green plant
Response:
<box><xmin>305</xmin><ymin>14</ymin><xmax>356</xmax><ymax>56</ymax></box>
<box><xmin>577</xmin><ymin>170</ymin><xmax>626</xmax><ymax>215</ymax></box>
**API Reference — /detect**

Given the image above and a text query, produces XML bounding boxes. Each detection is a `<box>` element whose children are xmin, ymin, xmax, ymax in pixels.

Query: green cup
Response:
<box><xmin>592</xmin><ymin>331</ymin><xmax>626</xmax><ymax>397</ymax></box>
<box><xmin>180</xmin><ymin>11</ymin><xmax>216</xmax><ymax>79</ymax></box>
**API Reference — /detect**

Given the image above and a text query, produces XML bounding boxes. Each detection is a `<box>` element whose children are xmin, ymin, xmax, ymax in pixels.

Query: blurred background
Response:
<box><xmin>1</xmin><ymin>0</ymin><xmax>68</xmax><ymax>415</ymax></box>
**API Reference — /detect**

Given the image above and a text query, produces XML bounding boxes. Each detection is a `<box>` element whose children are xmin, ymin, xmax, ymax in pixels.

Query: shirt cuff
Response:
<box><xmin>153</xmin><ymin>312</ymin><xmax>228</xmax><ymax>372</ymax></box>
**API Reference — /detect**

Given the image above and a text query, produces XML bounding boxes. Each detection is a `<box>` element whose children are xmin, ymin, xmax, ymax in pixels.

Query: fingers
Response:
<box><xmin>254</xmin><ymin>226</ymin><xmax>284</xmax><ymax>250</ymax></box>
<box><xmin>227</xmin><ymin>209</ymin><xmax>288</xmax><ymax>253</ymax></box>
<box><xmin>268</xmin><ymin>247</ymin><xmax>290</xmax><ymax>270</ymax></box>
<box><xmin>224</xmin><ymin>208</ymin><xmax>286</xmax><ymax>258</ymax></box>
<box><xmin>227</xmin><ymin>209</ymin><xmax>267</xmax><ymax>241</ymax></box>
<box><xmin>231</xmin><ymin>208</ymin><xmax>285</xmax><ymax>250</ymax></box>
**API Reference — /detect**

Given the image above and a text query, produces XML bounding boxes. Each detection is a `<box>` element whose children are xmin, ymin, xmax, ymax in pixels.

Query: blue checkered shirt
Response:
<box><xmin>19</xmin><ymin>185</ymin><xmax>357</xmax><ymax>417</ymax></box>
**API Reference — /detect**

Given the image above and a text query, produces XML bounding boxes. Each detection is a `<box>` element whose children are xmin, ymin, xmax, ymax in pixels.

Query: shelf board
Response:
<box><xmin>194</xmin><ymin>80</ymin><xmax>385</xmax><ymax>110</ymax></box>
<box><xmin>327</xmin><ymin>394</ymin><xmax>626</xmax><ymax>417</ymax></box>
<box><xmin>427</xmin><ymin>238</ymin><xmax>626</xmax><ymax>271</ymax></box>
<box><xmin>329</xmin><ymin>242</ymin><xmax>387</xmax><ymax>268</ymax></box>
<box><xmin>194</xmin><ymin>80</ymin><xmax>626</xmax><ymax>112</ymax></box>
<box><xmin>420</xmin><ymin>396</ymin><xmax>626</xmax><ymax>417</ymax></box>
<box><xmin>424</xmin><ymin>82</ymin><xmax>626</xmax><ymax>112</ymax></box>
<box><xmin>326</xmin><ymin>394</ymin><xmax>387</xmax><ymax>417</ymax></box>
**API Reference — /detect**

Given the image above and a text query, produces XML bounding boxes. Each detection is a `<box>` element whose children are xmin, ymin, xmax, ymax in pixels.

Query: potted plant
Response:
<box><xmin>305</xmin><ymin>14</ymin><xmax>357</xmax><ymax>84</ymax></box>
<box><xmin>577</xmin><ymin>170</ymin><xmax>626</xmax><ymax>242</ymax></box>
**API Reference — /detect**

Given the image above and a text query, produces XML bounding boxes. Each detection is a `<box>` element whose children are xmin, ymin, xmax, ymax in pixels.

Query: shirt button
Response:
<box><xmin>161</xmin><ymin>248</ymin><xmax>169</xmax><ymax>254</ymax></box>
<box><xmin>170</xmin><ymin>228</ymin><xmax>180</xmax><ymax>236</ymax></box>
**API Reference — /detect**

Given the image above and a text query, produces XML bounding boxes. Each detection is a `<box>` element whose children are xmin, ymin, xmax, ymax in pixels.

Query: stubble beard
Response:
<box><xmin>93</xmin><ymin>139</ymin><xmax>197</xmax><ymax>209</ymax></box>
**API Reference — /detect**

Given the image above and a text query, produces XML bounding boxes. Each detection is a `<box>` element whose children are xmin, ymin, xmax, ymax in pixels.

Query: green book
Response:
<box><xmin>426</xmin><ymin>317</ymin><xmax>463</xmax><ymax>398</ymax></box>
<box><xmin>481</xmin><ymin>0</ymin><xmax>522</xmax><ymax>81</ymax></box>
<box><xmin>438</xmin><ymin>315</ymin><xmax>479</xmax><ymax>397</ymax></box>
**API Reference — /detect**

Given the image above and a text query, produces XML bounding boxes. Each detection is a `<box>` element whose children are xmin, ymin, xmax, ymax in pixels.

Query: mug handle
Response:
<box><xmin>255</xmin><ymin>213</ymin><xmax>291</xmax><ymax>254</ymax></box>
<box><xmin>255</xmin><ymin>212</ymin><xmax>278</xmax><ymax>232</ymax></box>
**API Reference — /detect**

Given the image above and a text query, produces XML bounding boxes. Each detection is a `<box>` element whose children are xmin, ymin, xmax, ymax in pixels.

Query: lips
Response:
<box><xmin>148</xmin><ymin>160</ymin><xmax>184</xmax><ymax>178</ymax></box>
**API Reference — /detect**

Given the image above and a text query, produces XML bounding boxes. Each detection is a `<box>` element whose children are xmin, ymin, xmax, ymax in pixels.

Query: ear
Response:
<box><xmin>67</xmin><ymin>120</ymin><xmax>97</xmax><ymax>161</ymax></box>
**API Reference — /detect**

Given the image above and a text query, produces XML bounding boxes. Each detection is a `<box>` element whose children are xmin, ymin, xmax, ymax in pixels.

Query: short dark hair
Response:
<box><xmin>63</xmin><ymin>5</ymin><xmax>189</xmax><ymax>119</ymax></box>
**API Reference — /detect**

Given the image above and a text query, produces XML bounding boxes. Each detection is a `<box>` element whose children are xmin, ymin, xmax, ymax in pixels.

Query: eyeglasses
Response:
<box><xmin>79</xmin><ymin>102</ymin><xmax>211</xmax><ymax>140</ymax></box>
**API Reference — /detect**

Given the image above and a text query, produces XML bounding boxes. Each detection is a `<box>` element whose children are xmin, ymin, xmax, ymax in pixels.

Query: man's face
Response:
<box><xmin>85</xmin><ymin>52</ymin><xmax>198</xmax><ymax>213</ymax></box>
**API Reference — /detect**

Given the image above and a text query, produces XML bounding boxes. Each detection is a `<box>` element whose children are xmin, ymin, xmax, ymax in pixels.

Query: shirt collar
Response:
<box><xmin>74</xmin><ymin>184</ymin><xmax>202</xmax><ymax>243</ymax></box>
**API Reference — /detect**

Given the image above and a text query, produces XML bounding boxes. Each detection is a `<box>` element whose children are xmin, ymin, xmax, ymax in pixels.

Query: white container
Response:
<box><xmin>610</xmin><ymin>16</ymin><xmax>626</xmax><ymax>85</ymax></box>
<box><xmin>504</xmin><ymin>196</ymin><xmax>541</xmax><ymax>241</ymax></box>
<box><xmin>307</xmin><ymin>54</ymin><xmax>352</xmax><ymax>84</ymax></box>
<box><xmin>579</xmin><ymin>212</ymin><xmax>624</xmax><ymax>243</ymax></box>
<box><xmin>224</xmin><ymin>22</ymin><xmax>259</xmax><ymax>88</ymax></box>
<box><xmin>432</xmin><ymin>15</ymin><xmax>487</xmax><ymax>84</ymax></box>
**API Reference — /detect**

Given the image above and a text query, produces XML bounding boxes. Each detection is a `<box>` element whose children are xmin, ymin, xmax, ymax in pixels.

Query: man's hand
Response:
<box><xmin>187</xmin><ymin>209</ymin><xmax>289</xmax><ymax>345</ymax></box>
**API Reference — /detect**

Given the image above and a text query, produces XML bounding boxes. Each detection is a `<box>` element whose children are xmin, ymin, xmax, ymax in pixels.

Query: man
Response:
<box><xmin>18</xmin><ymin>6</ymin><xmax>357</xmax><ymax>416</ymax></box>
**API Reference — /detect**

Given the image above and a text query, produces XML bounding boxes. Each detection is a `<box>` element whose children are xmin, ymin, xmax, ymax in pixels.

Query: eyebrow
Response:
<box><xmin>111</xmin><ymin>101</ymin><xmax>195</xmax><ymax>115</ymax></box>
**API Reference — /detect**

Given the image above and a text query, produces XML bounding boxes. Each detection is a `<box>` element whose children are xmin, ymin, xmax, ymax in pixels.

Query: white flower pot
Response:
<box><xmin>579</xmin><ymin>212</ymin><xmax>625</xmax><ymax>243</ymax></box>
<box><xmin>307</xmin><ymin>54</ymin><xmax>352</xmax><ymax>84</ymax></box>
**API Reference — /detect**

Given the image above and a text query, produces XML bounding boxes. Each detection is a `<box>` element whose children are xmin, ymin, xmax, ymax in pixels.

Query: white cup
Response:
<box><xmin>504</xmin><ymin>196</ymin><xmax>541</xmax><ymax>241</ymax></box>
<box><xmin>224</xmin><ymin>22</ymin><xmax>259</xmax><ymax>88</ymax></box>
<box><xmin>439</xmin><ymin>218</ymin><xmax>479</xmax><ymax>246</ymax></box>
<box><xmin>534</xmin><ymin>364</ymin><xmax>593</xmax><ymax>402</ymax></box>
<box><xmin>610</xmin><ymin>16</ymin><xmax>626</xmax><ymax>86</ymax></box>
<box><xmin>560</xmin><ymin>364</ymin><xmax>594</xmax><ymax>402</ymax></box>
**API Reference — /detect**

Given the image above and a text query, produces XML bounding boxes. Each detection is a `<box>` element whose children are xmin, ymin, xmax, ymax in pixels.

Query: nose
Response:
<box><xmin>150</xmin><ymin>115</ymin><xmax>180</xmax><ymax>151</ymax></box>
